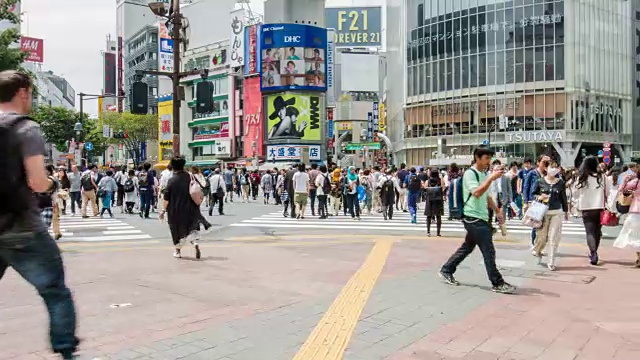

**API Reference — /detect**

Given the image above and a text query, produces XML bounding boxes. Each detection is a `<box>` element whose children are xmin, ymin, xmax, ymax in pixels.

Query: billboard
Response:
<box><xmin>325</xmin><ymin>7</ymin><xmax>382</xmax><ymax>47</ymax></box>
<box><xmin>20</xmin><ymin>36</ymin><xmax>43</xmax><ymax>63</ymax></box>
<box><xmin>158</xmin><ymin>22</ymin><xmax>174</xmax><ymax>72</ymax></box>
<box><xmin>243</xmin><ymin>77</ymin><xmax>263</xmax><ymax>156</ymax></box>
<box><xmin>267</xmin><ymin>145</ymin><xmax>321</xmax><ymax>161</ymax></box>
<box><xmin>341</xmin><ymin>53</ymin><xmax>380</xmax><ymax>92</ymax></box>
<box><xmin>229</xmin><ymin>9</ymin><xmax>245</xmax><ymax>68</ymax></box>
<box><xmin>260</xmin><ymin>24</ymin><xmax>328</xmax><ymax>92</ymax></box>
<box><xmin>104</xmin><ymin>52</ymin><xmax>116</xmax><ymax>95</ymax></box>
<box><xmin>266</xmin><ymin>93</ymin><xmax>323</xmax><ymax>142</ymax></box>
<box><xmin>326</xmin><ymin>29</ymin><xmax>336</xmax><ymax>107</ymax></box>
<box><xmin>244</xmin><ymin>24</ymin><xmax>259</xmax><ymax>75</ymax></box>
<box><xmin>194</xmin><ymin>122</ymin><xmax>229</xmax><ymax>141</ymax></box>
<box><xmin>62</xmin><ymin>81</ymin><xmax>75</xmax><ymax>107</ymax></box>
<box><xmin>117</xmin><ymin>36</ymin><xmax>123</xmax><ymax>112</ymax></box>
<box><xmin>158</xmin><ymin>97</ymin><xmax>173</xmax><ymax>142</ymax></box>
<box><xmin>158</xmin><ymin>96</ymin><xmax>173</xmax><ymax>161</ymax></box>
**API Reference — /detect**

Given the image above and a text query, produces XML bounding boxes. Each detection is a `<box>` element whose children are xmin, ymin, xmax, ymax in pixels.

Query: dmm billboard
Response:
<box><xmin>265</xmin><ymin>92</ymin><xmax>324</xmax><ymax>142</ymax></box>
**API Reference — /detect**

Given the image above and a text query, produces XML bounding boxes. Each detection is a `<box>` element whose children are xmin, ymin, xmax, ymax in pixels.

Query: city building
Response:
<box><xmin>124</xmin><ymin>25</ymin><xmax>159</xmax><ymax>114</ymax></box>
<box><xmin>180</xmin><ymin>41</ymin><xmax>233</xmax><ymax>167</ymax></box>
<box><xmin>164</xmin><ymin>0</ymin><xmax>238</xmax><ymax>167</ymax></box>
<box><xmin>31</xmin><ymin>70</ymin><xmax>76</xmax><ymax>164</ymax></box>
<box><xmin>116</xmin><ymin>0</ymin><xmax>161</xmax><ymax>112</ymax></box>
<box><xmin>34</xmin><ymin>70</ymin><xmax>76</xmax><ymax>109</ymax></box>
<box><xmin>386</xmin><ymin>0</ymin><xmax>635</xmax><ymax>168</ymax></box>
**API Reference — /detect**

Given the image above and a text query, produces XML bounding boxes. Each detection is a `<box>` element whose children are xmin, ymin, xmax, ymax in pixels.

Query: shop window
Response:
<box><xmin>544</xmin><ymin>45</ymin><xmax>554</xmax><ymax>81</ymax></box>
<box><xmin>555</xmin><ymin>44</ymin><xmax>564</xmax><ymax>80</ymax></box>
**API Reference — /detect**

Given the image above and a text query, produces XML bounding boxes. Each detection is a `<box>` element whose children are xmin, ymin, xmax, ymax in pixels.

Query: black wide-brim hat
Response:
<box><xmin>269</xmin><ymin>96</ymin><xmax>296</xmax><ymax>120</ymax></box>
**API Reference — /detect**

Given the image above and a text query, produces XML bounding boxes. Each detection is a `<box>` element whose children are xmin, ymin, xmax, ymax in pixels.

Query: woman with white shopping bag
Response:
<box><xmin>531</xmin><ymin>162</ymin><xmax>568</xmax><ymax>270</ymax></box>
<box><xmin>613</xmin><ymin>165</ymin><xmax>640</xmax><ymax>267</ymax></box>
<box><xmin>573</xmin><ymin>156</ymin><xmax>612</xmax><ymax>266</ymax></box>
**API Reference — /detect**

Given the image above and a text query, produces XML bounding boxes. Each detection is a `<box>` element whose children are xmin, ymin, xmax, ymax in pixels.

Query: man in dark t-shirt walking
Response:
<box><xmin>0</xmin><ymin>71</ymin><xmax>79</xmax><ymax>359</ymax></box>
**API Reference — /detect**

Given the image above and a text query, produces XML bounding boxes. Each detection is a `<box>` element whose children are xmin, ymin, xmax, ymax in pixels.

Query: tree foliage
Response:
<box><xmin>30</xmin><ymin>105</ymin><xmax>108</xmax><ymax>159</ymax></box>
<box><xmin>0</xmin><ymin>0</ymin><xmax>28</xmax><ymax>72</ymax></box>
<box><xmin>100</xmin><ymin>112</ymin><xmax>158</xmax><ymax>163</ymax></box>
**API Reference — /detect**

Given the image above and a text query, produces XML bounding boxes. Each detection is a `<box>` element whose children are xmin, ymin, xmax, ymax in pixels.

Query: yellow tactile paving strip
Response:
<box><xmin>292</xmin><ymin>240</ymin><xmax>394</xmax><ymax>360</ymax></box>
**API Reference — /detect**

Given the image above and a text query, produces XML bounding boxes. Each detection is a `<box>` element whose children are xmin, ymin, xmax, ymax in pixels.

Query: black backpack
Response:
<box><xmin>138</xmin><ymin>171</ymin><xmax>149</xmax><ymax>188</ymax></box>
<box><xmin>0</xmin><ymin>115</ymin><xmax>39</xmax><ymax>233</ymax></box>
<box><xmin>123</xmin><ymin>178</ymin><xmax>135</xmax><ymax>193</ymax></box>
<box><xmin>382</xmin><ymin>177</ymin><xmax>395</xmax><ymax>194</ymax></box>
<box><xmin>322</xmin><ymin>174</ymin><xmax>331</xmax><ymax>194</ymax></box>
<box><xmin>80</xmin><ymin>172</ymin><xmax>94</xmax><ymax>191</ymax></box>
<box><xmin>408</xmin><ymin>174</ymin><xmax>422</xmax><ymax>192</ymax></box>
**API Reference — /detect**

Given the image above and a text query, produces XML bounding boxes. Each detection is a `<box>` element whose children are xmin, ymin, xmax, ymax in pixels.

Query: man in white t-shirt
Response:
<box><xmin>292</xmin><ymin>163</ymin><xmax>310</xmax><ymax>219</ymax></box>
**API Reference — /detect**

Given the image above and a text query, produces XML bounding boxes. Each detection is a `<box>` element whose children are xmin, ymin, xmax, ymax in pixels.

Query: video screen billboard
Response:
<box><xmin>266</xmin><ymin>93</ymin><xmax>323</xmax><ymax>142</ymax></box>
<box><xmin>260</xmin><ymin>24</ymin><xmax>327</xmax><ymax>92</ymax></box>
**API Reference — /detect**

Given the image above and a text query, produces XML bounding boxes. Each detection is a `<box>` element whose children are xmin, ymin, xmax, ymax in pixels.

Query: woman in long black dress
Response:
<box><xmin>160</xmin><ymin>156</ymin><xmax>211</xmax><ymax>259</ymax></box>
<box><xmin>424</xmin><ymin>169</ymin><xmax>445</xmax><ymax>237</ymax></box>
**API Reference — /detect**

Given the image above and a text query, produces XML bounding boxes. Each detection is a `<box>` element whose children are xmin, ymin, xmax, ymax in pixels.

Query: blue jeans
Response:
<box><xmin>441</xmin><ymin>218</ymin><xmax>505</xmax><ymax>287</ymax></box>
<box><xmin>514</xmin><ymin>194</ymin><xmax>523</xmax><ymax>218</ymax></box>
<box><xmin>408</xmin><ymin>190</ymin><xmax>420</xmax><ymax>220</ymax></box>
<box><xmin>139</xmin><ymin>189</ymin><xmax>154</xmax><ymax>218</ymax></box>
<box><xmin>346</xmin><ymin>193</ymin><xmax>360</xmax><ymax>218</ymax></box>
<box><xmin>0</xmin><ymin>231</ymin><xmax>78</xmax><ymax>354</ymax></box>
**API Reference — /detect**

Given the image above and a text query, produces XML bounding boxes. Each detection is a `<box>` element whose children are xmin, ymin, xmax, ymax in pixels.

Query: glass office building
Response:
<box><xmin>393</xmin><ymin>0</ymin><xmax>634</xmax><ymax>167</ymax></box>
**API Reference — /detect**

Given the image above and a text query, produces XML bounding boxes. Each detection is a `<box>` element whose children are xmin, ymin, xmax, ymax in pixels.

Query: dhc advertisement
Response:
<box><xmin>260</xmin><ymin>23</ymin><xmax>328</xmax><ymax>92</ymax></box>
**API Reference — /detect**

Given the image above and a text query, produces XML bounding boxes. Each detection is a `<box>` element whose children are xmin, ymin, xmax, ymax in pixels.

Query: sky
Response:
<box><xmin>20</xmin><ymin>0</ymin><xmax>369</xmax><ymax>116</ymax></box>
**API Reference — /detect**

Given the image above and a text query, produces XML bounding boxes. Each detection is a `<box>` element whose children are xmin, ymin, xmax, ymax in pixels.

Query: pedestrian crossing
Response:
<box><xmin>52</xmin><ymin>210</ymin><xmax>153</xmax><ymax>242</ymax></box>
<box><xmin>230</xmin><ymin>206</ymin><xmax>605</xmax><ymax>237</ymax></box>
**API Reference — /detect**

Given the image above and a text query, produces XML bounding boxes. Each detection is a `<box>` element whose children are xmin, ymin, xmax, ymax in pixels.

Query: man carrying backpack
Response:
<box><xmin>379</xmin><ymin>169</ymin><xmax>396</xmax><ymax>220</ymax></box>
<box><xmin>207</xmin><ymin>168</ymin><xmax>226</xmax><ymax>216</ymax></box>
<box><xmin>0</xmin><ymin>71</ymin><xmax>79</xmax><ymax>359</ymax></box>
<box><xmin>80</xmin><ymin>164</ymin><xmax>99</xmax><ymax>218</ymax></box>
<box><xmin>439</xmin><ymin>146</ymin><xmax>516</xmax><ymax>294</ymax></box>
<box><xmin>137</xmin><ymin>162</ymin><xmax>156</xmax><ymax>219</ymax></box>
<box><xmin>314</xmin><ymin>165</ymin><xmax>331</xmax><ymax>219</ymax></box>
<box><xmin>404</xmin><ymin>167</ymin><xmax>422</xmax><ymax>223</ymax></box>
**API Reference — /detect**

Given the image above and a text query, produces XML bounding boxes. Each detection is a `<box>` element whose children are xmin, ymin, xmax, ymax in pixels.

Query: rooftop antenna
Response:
<box><xmin>236</xmin><ymin>0</ymin><xmax>263</xmax><ymax>25</ymax></box>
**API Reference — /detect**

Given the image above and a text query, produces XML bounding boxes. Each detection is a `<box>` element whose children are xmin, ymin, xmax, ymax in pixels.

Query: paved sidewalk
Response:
<box><xmin>0</xmin><ymin>234</ymin><xmax>638</xmax><ymax>360</ymax></box>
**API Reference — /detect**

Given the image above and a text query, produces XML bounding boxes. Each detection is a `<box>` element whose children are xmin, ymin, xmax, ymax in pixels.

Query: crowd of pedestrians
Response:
<box><xmin>1</xmin><ymin>68</ymin><xmax>640</xmax><ymax>359</ymax></box>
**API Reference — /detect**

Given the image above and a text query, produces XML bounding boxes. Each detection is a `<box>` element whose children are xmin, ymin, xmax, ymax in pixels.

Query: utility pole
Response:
<box><xmin>142</xmin><ymin>0</ymin><xmax>202</xmax><ymax>157</ymax></box>
<box><xmin>170</xmin><ymin>0</ymin><xmax>182</xmax><ymax>156</ymax></box>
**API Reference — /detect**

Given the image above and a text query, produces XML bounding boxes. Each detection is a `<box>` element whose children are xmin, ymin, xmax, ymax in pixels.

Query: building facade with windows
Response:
<box><xmin>179</xmin><ymin>41</ymin><xmax>233</xmax><ymax>167</ymax></box>
<box><xmin>124</xmin><ymin>25</ymin><xmax>159</xmax><ymax>114</ymax></box>
<box><xmin>388</xmin><ymin>0</ymin><xmax>635</xmax><ymax>168</ymax></box>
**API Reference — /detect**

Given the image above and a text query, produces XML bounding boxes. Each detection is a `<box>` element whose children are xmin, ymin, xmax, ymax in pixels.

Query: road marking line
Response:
<box><xmin>58</xmin><ymin>240</ymin><xmax>160</xmax><ymax>247</ymax></box>
<box><xmin>293</xmin><ymin>240</ymin><xmax>393</xmax><ymax>360</ymax></box>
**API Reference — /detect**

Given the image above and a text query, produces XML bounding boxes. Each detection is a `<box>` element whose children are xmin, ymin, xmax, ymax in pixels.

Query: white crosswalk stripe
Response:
<box><xmin>52</xmin><ymin>209</ymin><xmax>152</xmax><ymax>242</ymax></box>
<box><xmin>230</xmin><ymin>205</ymin><xmax>602</xmax><ymax>237</ymax></box>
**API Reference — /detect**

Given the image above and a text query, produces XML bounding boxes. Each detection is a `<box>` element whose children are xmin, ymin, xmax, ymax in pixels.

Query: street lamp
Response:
<box><xmin>73</xmin><ymin>121</ymin><xmax>83</xmax><ymax>136</ymax></box>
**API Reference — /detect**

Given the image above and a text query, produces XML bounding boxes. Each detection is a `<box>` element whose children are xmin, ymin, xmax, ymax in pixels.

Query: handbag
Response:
<box><xmin>523</xmin><ymin>201</ymin><xmax>547</xmax><ymax>229</ymax></box>
<box><xmin>523</xmin><ymin>201</ymin><xmax>548</xmax><ymax>222</ymax></box>
<box><xmin>616</xmin><ymin>179</ymin><xmax>638</xmax><ymax>215</ymax></box>
<box><xmin>97</xmin><ymin>189</ymin><xmax>106</xmax><ymax>198</ymax></box>
<box><xmin>600</xmin><ymin>177</ymin><xmax>619</xmax><ymax>226</ymax></box>
<box><xmin>189</xmin><ymin>175</ymin><xmax>204</xmax><ymax>206</ymax></box>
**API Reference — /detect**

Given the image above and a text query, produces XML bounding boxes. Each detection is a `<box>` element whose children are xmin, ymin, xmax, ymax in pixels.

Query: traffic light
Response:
<box><xmin>195</xmin><ymin>81</ymin><xmax>214</xmax><ymax>113</ymax></box>
<box><xmin>131</xmin><ymin>81</ymin><xmax>148</xmax><ymax>114</ymax></box>
<box><xmin>113</xmin><ymin>131</ymin><xmax>129</xmax><ymax>139</ymax></box>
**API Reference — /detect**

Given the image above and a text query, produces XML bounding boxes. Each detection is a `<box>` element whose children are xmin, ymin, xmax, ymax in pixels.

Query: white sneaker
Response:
<box><xmin>173</xmin><ymin>249</ymin><xmax>181</xmax><ymax>258</ymax></box>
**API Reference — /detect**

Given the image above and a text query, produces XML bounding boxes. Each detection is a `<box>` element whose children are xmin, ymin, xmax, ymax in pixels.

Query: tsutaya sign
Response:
<box><xmin>506</xmin><ymin>130</ymin><xmax>563</xmax><ymax>143</ymax></box>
